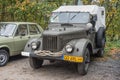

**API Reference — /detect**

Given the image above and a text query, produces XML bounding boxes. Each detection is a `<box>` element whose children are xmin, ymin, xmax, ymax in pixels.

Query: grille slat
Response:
<box><xmin>43</xmin><ymin>35</ymin><xmax>58</xmax><ymax>52</ymax></box>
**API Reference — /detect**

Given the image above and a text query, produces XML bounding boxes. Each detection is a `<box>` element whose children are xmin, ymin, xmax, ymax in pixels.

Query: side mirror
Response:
<box><xmin>45</xmin><ymin>27</ymin><xmax>49</xmax><ymax>30</ymax></box>
<box><xmin>93</xmin><ymin>15</ymin><xmax>97</xmax><ymax>21</ymax></box>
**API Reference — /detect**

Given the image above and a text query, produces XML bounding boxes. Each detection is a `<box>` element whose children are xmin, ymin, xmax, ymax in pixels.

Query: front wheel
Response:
<box><xmin>29</xmin><ymin>57</ymin><xmax>43</xmax><ymax>69</ymax></box>
<box><xmin>0</xmin><ymin>50</ymin><xmax>9</xmax><ymax>67</ymax></box>
<box><xmin>77</xmin><ymin>48</ymin><xmax>90</xmax><ymax>75</ymax></box>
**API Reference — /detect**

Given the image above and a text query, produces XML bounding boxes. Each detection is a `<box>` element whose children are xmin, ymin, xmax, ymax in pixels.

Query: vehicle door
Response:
<box><xmin>13</xmin><ymin>24</ymin><xmax>30</xmax><ymax>54</ymax></box>
<box><xmin>28</xmin><ymin>24</ymin><xmax>42</xmax><ymax>39</ymax></box>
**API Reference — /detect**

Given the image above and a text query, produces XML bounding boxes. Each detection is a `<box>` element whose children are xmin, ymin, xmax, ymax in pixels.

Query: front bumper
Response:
<box><xmin>21</xmin><ymin>50</ymin><xmax>64</xmax><ymax>60</ymax></box>
<box><xmin>21</xmin><ymin>50</ymin><xmax>83</xmax><ymax>63</ymax></box>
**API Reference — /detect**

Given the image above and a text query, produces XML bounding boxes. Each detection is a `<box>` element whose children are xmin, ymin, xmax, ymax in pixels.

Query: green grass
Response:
<box><xmin>105</xmin><ymin>39</ymin><xmax>120</xmax><ymax>56</ymax></box>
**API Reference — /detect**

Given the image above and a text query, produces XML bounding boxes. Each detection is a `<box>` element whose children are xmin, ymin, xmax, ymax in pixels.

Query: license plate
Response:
<box><xmin>64</xmin><ymin>55</ymin><xmax>83</xmax><ymax>63</ymax></box>
<box><xmin>21</xmin><ymin>52</ymin><xmax>30</xmax><ymax>57</ymax></box>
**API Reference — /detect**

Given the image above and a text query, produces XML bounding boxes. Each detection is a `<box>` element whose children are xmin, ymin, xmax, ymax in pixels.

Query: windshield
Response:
<box><xmin>0</xmin><ymin>24</ymin><xmax>16</xmax><ymax>36</ymax></box>
<box><xmin>50</xmin><ymin>12</ymin><xmax>90</xmax><ymax>24</ymax></box>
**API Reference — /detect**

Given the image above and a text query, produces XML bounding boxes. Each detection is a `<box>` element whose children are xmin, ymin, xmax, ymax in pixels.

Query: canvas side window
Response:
<box><xmin>101</xmin><ymin>11</ymin><xmax>104</xmax><ymax>16</ymax></box>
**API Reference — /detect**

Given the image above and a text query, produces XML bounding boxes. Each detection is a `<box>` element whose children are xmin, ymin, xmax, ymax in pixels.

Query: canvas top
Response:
<box><xmin>53</xmin><ymin>5</ymin><xmax>103</xmax><ymax>15</ymax></box>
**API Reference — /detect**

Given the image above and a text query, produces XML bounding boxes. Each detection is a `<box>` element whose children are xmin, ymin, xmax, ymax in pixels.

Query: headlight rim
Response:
<box><xmin>31</xmin><ymin>41</ymin><xmax>40</xmax><ymax>50</ymax></box>
<box><xmin>65</xmin><ymin>44</ymin><xmax>74</xmax><ymax>53</ymax></box>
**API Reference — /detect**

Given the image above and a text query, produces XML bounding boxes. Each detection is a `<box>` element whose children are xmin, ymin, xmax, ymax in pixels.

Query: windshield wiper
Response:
<box><xmin>0</xmin><ymin>34</ymin><xmax>9</xmax><ymax>37</ymax></box>
<box><xmin>4</xmin><ymin>35</ymin><xmax>9</xmax><ymax>37</ymax></box>
<box><xmin>53</xmin><ymin>13</ymin><xmax>61</xmax><ymax>20</ymax></box>
<box><xmin>70</xmin><ymin>12</ymin><xmax>80</xmax><ymax>20</ymax></box>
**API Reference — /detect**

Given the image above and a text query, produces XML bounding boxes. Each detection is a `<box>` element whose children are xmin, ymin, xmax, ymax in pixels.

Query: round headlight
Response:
<box><xmin>65</xmin><ymin>45</ymin><xmax>73</xmax><ymax>53</ymax></box>
<box><xmin>31</xmin><ymin>41</ymin><xmax>40</xmax><ymax>50</ymax></box>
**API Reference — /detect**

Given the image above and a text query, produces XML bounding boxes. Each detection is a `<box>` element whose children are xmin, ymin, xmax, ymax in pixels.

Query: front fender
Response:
<box><xmin>24</xmin><ymin>38</ymin><xmax>42</xmax><ymax>52</ymax></box>
<box><xmin>0</xmin><ymin>45</ymin><xmax>10</xmax><ymax>55</ymax></box>
<box><xmin>0</xmin><ymin>45</ymin><xmax>9</xmax><ymax>49</ymax></box>
<box><xmin>63</xmin><ymin>39</ymin><xmax>93</xmax><ymax>57</ymax></box>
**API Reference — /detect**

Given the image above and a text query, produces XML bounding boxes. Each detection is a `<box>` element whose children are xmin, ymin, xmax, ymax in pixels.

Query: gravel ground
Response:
<box><xmin>0</xmin><ymin>53</ymin><xmax>120</xmax><ymax>80</ymax></box>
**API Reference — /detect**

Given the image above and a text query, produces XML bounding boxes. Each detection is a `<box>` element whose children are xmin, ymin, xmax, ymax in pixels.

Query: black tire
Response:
<box><xmin>49</xmin><ymin>60</ymin><xmax>55</xmax><ymax>63</ymax></box>
<box><xmin>29</xmin><ymin>57</ymin><xmax>43</xmax><ymax>69</ymax></box>
<box><xmin>0</xmin><ymin>50</ymin><xmax>9</xmax><ymax>67</ymax></box>
<box><xmin>96</xmin><ymin>27</ymin><xmax>106</xmax><ymax>48</ymax></box>
<box><xmin>97</xmin><ymin>48</ymin><xmax>104</xmax><ymax>57</ymax></box>
<box><xmin>77</xmin><ymin>48</ymin><xmax>90</xmax><ymax>75</ymax></box>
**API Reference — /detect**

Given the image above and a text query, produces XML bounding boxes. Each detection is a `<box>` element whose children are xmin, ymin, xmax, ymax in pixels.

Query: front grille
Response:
<box><xmin>43</xmin><ymin>35</ymin><xmax>58</xmax><ymax>52</ymax></box>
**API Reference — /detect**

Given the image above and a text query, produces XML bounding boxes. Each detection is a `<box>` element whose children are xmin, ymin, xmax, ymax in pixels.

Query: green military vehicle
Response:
<box><xmin>0</xmin><ymin>22</ymin><xmax>43</xmax><ymax>66</ymax></box>
<box><xmin>22</xmin><ymin>5</ymin><xmax>106</xmax><ymax>75</ymax></box>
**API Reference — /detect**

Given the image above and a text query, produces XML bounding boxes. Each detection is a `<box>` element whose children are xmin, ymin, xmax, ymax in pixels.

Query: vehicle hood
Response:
<box><xmin>43</xmin><ymin>24</ymin><xmax>89</xmax><ymax>36</ymax></box>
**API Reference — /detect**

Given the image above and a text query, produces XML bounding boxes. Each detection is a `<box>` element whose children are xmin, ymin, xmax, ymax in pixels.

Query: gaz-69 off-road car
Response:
<box><xmin>0</xmin><ymin>22</ymin><xmax>43</xmax><ymax>66</ymax></box>
<box><xmin>22</xmin><ymin>5</ymin><xmax>106</xmax><ymax>75</ymax></box>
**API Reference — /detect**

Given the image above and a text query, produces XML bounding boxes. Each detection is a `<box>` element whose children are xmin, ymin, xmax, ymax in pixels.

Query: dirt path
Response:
<box><xmin>0</xmin><ymin>54</ymin><xmax>120</xmax><ymax>80</ymax></box>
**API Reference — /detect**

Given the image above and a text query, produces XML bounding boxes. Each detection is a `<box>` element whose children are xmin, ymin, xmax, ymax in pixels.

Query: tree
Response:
<box><xmin>0</xmin><ymin>0</ymin><xmax>120</xmax><ymax>40</ymax></box>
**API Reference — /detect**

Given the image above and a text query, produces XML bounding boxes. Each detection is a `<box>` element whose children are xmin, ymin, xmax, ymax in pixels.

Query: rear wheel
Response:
<box><xmin>96</xmin><ymin>27</ymin><xmax>105</xmax><ymax>57</ymax></box>
<box><xmin>97</xmin><ymin>48</ymin><xmax>104</xmax><ymax>57</ymax></box>
<box><xmin>0</xmin><ymin>50</ymin><xmax>9</xmax><ymax>67</ymax></box>
<box><xmin>29</xmin><ymin>57</ymin><xmax>43</xmax><ymax>69</ymax></box>
<box><xmin>49</xmin><ymin>60</ymin><xmax>55</xmax><ymax>63</ymax></box>
<box><xmin>97</xmin><ymin>37</ymin><xmax>105</xmax><ymax>57</ymax></box>
<box><xmin>77</xmin><ymin>48</ymin><xmax>90</xmax><ymax>75</ymax></box>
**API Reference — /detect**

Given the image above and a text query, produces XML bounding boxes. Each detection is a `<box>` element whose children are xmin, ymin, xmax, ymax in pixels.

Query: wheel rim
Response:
<box><xmin>0</xmin><ymin>53</ymin><xmax>7</xmax><ymax>64</ymax></box>
<box><xmin>84</xmin><ymin>50</ymin><xmax>90</xmax><ymax>71</ymax></box>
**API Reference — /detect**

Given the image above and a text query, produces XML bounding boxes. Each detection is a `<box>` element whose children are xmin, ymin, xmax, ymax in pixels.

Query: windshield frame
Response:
<box><xmin>50</xmin><ymin>12</ymin><xmax>90</xmax><ymax>24</ymax></box>
<box><xmin>0</xmin><ymin>23</ymin><xmax>17</xmax><ymax>37</ymax></box>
